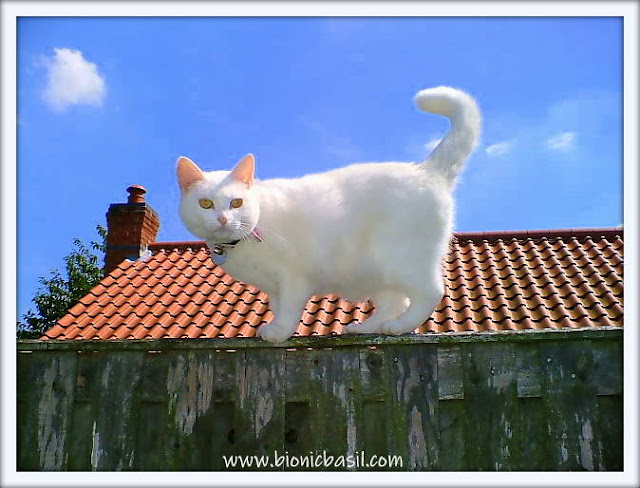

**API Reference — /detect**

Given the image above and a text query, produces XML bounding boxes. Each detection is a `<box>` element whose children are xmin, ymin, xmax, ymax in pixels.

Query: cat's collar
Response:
<box><xmin>220</xmin><ymin>239</ymin><xmax>241</xmax><ymax>248</ymax></box>
<box><xmin>210</xmin><ymin>228</ymin><xmax>263</xmax><ymax>265</ymax></box>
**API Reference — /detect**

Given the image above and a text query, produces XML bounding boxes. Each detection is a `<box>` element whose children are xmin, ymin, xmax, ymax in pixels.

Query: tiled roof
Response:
<box><xmin>43</xmin><ymin>228</ymin><xmax>624</xmax><ymax>340</ymax></box>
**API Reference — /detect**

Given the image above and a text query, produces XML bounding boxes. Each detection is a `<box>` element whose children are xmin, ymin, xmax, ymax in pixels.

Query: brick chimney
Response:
<box><xmin>104</xmin><ymin>185</ymin><xmax>160</xmax><ymax>276</ymax></box>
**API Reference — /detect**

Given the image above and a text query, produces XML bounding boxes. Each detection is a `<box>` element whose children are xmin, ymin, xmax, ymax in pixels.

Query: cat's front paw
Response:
<box><xmin>380</xmin><ymin>321</ymin><xmax>416</xmax><ymax>336</ymax></box>
<box><xmin>343</xmin><ymin>322</ymin><xmax>378</xmax><ymax>334</ymax></box>
<box><xmin>257</xmin><ymin>324</ymin><xmax>293</xmax><ymax>343</ymax></box>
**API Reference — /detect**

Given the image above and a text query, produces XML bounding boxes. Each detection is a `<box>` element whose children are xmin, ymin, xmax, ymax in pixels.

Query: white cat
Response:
<box><xmin>177</xmin><ymin>86</ymin><xmax>481</xmax><ymax>343</ymax></box>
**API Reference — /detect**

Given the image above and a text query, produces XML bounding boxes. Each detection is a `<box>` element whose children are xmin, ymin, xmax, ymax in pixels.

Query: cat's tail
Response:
<box><xmin>414</xmin><ymin>86</ymin><xmax>481</xmax><ymax>186</ymax></box>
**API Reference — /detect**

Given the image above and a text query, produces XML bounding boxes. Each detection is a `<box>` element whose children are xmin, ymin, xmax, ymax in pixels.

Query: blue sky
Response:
<box><xmin>17</xmin><ymin>17</ymin><xmax>622</xmax><ymax>320</ymax></box>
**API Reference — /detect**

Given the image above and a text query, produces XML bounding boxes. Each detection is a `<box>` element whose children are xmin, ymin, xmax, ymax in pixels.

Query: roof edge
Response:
<box><xmin>149</xmin><ymin>227</ymin><xmax>623</xmax><ymax>251</ymax></box>
<box><xmin>454</xmin><ymin>227</ymin><xmax>623</xmax><ymax>243</ymax></box>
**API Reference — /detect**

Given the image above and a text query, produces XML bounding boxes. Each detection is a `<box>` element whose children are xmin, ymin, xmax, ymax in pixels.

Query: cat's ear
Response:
<box><xmin>230</xmin><ymin>154</ymin><xmax>255</xmax><ymax>187</ymax></box>
<box><xmin>177</xmin><ymin>156</ymin><xmax>205</xmax><ymax>192</ymax></box>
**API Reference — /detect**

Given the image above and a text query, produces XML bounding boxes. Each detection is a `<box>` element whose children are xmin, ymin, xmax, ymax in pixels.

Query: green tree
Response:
<box><xmin>17</xmin><ymin>225</ymin><xmax>107</xmax><ymax>339</ymax></box>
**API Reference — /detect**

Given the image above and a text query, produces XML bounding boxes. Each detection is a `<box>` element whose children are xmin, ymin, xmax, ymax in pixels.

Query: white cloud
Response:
<box><xmin>485</xmin><ymin>140</ymin><xmax>513</xmax><ymax>157</ymax></box>
<box><xmin>546</xmin><ymin>131</ymin><xmax>576</xmax><ymax>151</ymax></box>
<box><xmin>424</xmin><ymin>138</ymin><xmax>442</xmax><ymax>152</ymax></box>
<box><xmin>42</xmin><ymin>48</ymin><xmax>106</xmax><ymax>112</ymax></box>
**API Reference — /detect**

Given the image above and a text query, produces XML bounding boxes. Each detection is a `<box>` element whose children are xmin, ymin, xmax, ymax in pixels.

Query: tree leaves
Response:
<box><xmin>17</xmin><ymin>225</ymin><xmax>107</xmax><ymax>339</ymax></box>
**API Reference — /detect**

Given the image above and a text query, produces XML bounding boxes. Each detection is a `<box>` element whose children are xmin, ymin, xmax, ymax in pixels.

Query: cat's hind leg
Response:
<box><xmin>379</xmin><ymin>277</ymin><xmax>444</xmax><ymax>335</ymax></box>
<box><xmin>344</xmin><ymin>290</ymin><xmax>410</xmax><ymax>334</ymax></box>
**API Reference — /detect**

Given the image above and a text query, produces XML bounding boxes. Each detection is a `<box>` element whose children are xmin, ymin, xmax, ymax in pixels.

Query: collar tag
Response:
<box><xmin>210</xmin><ymin>228</ymin><xmax>262</xmax><ymax>265</ymax></box>
<box><xmin>212</xmin><ymin>244</ymin><xmax>227</xmax><ymax>265</ymax></box>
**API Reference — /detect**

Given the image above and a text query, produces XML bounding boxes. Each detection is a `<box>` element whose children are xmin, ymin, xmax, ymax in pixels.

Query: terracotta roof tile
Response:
<box><xmin>42</xmin><ymin>228</ymin><xmax>623</xmax><ymax>340</ymax></box>
<box><xmin>44</xmin><ymin>324</ymin><xmax>66</xmax><ymax>338</ymax></box>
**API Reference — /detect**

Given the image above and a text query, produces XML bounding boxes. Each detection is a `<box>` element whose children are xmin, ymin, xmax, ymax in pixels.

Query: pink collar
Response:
<box><xmin>251</xmin><ymin>228</ymin><xmax>264</xmax><ymax>242</ymax></box>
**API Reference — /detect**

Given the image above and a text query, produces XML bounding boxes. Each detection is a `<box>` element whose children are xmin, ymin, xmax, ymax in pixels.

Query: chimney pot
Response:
<box><xmin>127</xmin><ymin>185</ymin><xmax>147</xmax><ymax>204</ymax></box>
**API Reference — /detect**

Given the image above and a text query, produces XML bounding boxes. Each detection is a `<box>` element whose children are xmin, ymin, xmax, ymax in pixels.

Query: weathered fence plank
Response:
<box><xmin>134</xmin><ymin>350</ymin><xmax>170</xmax><ymax>470</ymax></box>
<box><xmin>18</xmin><ymin>351</ymin><xmax>75</xmax><ymax>471</ymax></box>
<box><xmin>462</xmin><ymin>342</ymin><xmax>519</xmax><ymax>471</ymax></box>
<box><xmin>591</xmin><ymin>340</ymin><xmax>623</xmax><ymax>396</ymax></box>
<box><xmin>596</xmin><ymin>395</ymin><xmax>623</xmax><ymax>471</ymax></box>
<box><xmin>238</xmin><ymin>347</ymin><xmax>286</xmax><ymax>469</ymax></box>
<box><xmin>67</xmin><ymin>351</ymin><xmax>99</xmax><ymax>471</ymax></box>
<box><xmin>542</xmin><ymin>340</ymin><xmax>603</xmax><ymax>471</ymax></box>
<box><xmin>515</xmin><ymin>342</ymin><xmax>548</xmax><ymax>470</ymax></box>
<box><xmin>517</xmin><ymin>397</ymin><xmax>549</xmax><ymax>470</ymax></box>
<box><xmin>17</xmin><ymin>329</ymin><xmax>623</xmax><ymax>472</ymax></box>
<box><xmin>359</xmin><ymin>346</ymin><xmax>391</xmax><ymax>469</ymax></box>
<box><xmin>283</xmin><ymin>348</ymin><xmax>317</xmax><ymax>467</ymax></box>
<box><xmin>209</xmin><ymin>349</ymin><xmax>243</xmax><ymax>470</ymax></box>
<box><xmin>591</xmin><ymin>334</ymin><xmax>623</xmax><ymax>471</ymax></box>
<box><xmin>90</xmin><ymin>350</ymin><xmax>145</xmax><ymax>470</ymax></box>
<box><xmin>436</xmin><ymin>345</ymin><xmax>466</xmax><ymax>470</ymax></box>
<box><xmin>387</xmin><ymin>344</ymin><xmax>439</xmax><ymax>470</ymax></box>
<box><xmin>310</xmin><ymin>347</ymin><xmax>361</xmax><ymax>470</ymax></box>
<box><xmin>17</xmin><ymin>351</ymin><xmax>43</xmax><ymax>471</ymax></box>
<box><xmin>163</xmin><ymin>349</ymin><xmax>217</xmax><ymax>469</ymax></box>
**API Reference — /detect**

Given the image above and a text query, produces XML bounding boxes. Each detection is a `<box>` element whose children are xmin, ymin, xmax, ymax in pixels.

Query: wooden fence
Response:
<box><xmin>17</xmin><ymin>328</ymin><xmax>623</xmax><ymax>471</ymax></box>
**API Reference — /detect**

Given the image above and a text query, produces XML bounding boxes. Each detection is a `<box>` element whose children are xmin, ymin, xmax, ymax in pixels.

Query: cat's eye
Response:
<box><xmin>199</xmin><ymin>198</ymin><xmax>214</xmax><ymax>209</ymax></box>
<box><xmin>230</xmin><ymin>198</ymin><xmax>243</xmax><ymax>209</ymax></box>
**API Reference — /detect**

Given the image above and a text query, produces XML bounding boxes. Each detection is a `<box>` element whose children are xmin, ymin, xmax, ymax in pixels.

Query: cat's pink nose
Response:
<box><xmin>217</xmin><ymin>215</ymin><xmax>228</xmax><ymax>226</ymax></box>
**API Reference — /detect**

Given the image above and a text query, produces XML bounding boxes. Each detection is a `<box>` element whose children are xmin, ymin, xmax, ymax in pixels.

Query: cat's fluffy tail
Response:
<box><xmin>414</xmin><ymin>86</ymin><xmax>481</xmax><ymax>186</ymax></box>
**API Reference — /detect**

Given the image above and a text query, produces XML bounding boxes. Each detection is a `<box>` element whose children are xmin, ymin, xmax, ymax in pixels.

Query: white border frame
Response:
<box><xmin>2</xmin><ymin>2</ymin><xmax>637</xmax><ymax>487</ymax></box>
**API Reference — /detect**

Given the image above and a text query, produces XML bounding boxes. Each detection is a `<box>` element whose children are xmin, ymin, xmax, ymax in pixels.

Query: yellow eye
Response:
<box><xmin>199</xmin><ymin>198</ymin><xmax>214</xmax><ymax>209</ymax></box>
<box><xmin>230</xmin><ymin>198</ymin><xmax>243</xmax><ymax>209</ymax></box>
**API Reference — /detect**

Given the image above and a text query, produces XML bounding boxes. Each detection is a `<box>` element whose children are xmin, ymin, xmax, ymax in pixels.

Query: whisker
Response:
<box><xmin>258</xmin><ymin>226</ymin><xmax>287</xmax><ymax>243</ymax></box>
<box><xmin>236</xmin><ymin>221</ymin><xmax>287</xmax><ymax>244</ymax></box>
